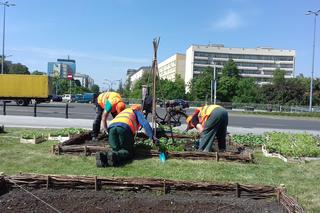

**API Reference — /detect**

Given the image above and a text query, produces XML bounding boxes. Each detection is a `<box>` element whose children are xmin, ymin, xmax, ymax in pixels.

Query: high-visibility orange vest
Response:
<box><xmin>198</xmin><ymin>105</ymin><xmax>221</xmax><ymax>125</ymax></box>
<box><xmin>109</xmin><ymin>108</ymin><xmax>140</xmax><ymax>135</ymax></box>
<box><xmin>97</xmin><ymin>92</ymin><xmax>122</xmax><ymax>110</ymax></box>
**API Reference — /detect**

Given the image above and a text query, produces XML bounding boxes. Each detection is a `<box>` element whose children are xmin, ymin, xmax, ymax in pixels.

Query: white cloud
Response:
<box><xmin>212</xmin><ymin>11</ymin><xmax>244</xmax><ymax>30</ymax></box>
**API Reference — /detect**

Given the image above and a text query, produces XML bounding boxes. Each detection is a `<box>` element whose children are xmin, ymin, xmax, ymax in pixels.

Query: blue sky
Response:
<box><xmin>5</xmin><ymin>0</ymin><xmax>320</xmax><ymax>89</ymax></box>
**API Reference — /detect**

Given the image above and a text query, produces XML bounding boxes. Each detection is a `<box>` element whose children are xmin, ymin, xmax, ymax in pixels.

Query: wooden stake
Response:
<box><xmin>84</xmin><ymin>146</ymin><xmax>87</xmax><ymax>156</ymax></box>
<box><xmin>235</xmin><ymin>183</ymin><xmax>240</xmax><ymax>198</ymax></box>
<box><xmin>46</xmin><ymin>175</ymin><xmax>50</xmax><ymax>189</ymax></box>
<box><xmin>151</xmin><ymin>37</ymin><xmax>160</xmax><ymax>137</ymax></box>
<box><xmin>163</xmin><ymin>179</ymin><xmax>167</xmax><ymax>194</ymax></box>
<box><xmin>276</xmin><ymin>188</ymin><xmax>281</xmax><ymax>204</ymax></box>
<box><xmin>216</xmin><ymin>152</ymin><xmax>219</xmax><ymax>162</ymax></box>
<box><xmin>94</xmin><ymin>176</ymin><xmax>98</xmax><ymax>191</ymax></box>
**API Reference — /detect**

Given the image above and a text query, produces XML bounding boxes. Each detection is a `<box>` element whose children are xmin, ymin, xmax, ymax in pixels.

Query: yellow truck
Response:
<box><xmin>0</xmin><ymin>74</ymin><xmax>52</xmax><ymax>106</ymax></box>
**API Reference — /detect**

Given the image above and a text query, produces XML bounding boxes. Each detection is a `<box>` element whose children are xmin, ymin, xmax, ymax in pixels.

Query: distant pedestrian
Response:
<box><xmin>96</xmin><ymin>104</ymin><xmax>158</xmax><ymax>167</ymax></box>
<box><xmin>92</xmin><ymin>91</ymin><xmax>126</xmax><ymax>140</ymax></box>
<box><xmin>186</xmin><ymin>104</ymin><xmax>228</xmax><ymax>152</ymax></box>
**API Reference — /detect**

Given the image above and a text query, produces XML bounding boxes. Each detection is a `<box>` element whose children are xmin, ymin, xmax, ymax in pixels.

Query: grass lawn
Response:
<box><xmin>0</xmin><ymin>128</ymin><xmax>319</xmax><ymax>212</ymax></box>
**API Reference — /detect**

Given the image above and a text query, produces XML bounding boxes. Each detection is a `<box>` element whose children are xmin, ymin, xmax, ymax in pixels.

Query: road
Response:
<box><xmin>1</xmin><ymin>102</ymin><xmax>320</xmax><ymax>131</ymax></box>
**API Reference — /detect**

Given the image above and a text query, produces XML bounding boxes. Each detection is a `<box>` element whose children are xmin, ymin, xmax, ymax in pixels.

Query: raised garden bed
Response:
<box><xmin>0</xmin><ymin>174</ymin><xmax>303</xmax><ymax>213</ymax></box>
<box><xmin>53</xmin><ymin>131</ymin><xmax>253</xmax><ymax>162</ymax></box>
<box><xmin>20</xmin><ymin>131</ymin><xmax>46</xmax><ymax>144</ymax></box>
<box><xmin>48</xmin><ymin>128</ymin><xmax>86</xmax><ymax>143</ymax></box>
<box><xmin>263</xmin><ymin>132</ymin><xmax>320</xmax><ymax>162</ymax></box>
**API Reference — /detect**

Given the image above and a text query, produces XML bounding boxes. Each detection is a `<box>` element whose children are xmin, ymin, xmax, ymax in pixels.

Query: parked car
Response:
<box><xmin>74</xmin><ymin>93</ymin><xmax>95</xmax><ymax>103</ymax></box>
<box><xmin>174</xmin><ymin>99</ymin><xmax>189</xmax><ymax>108</ymax></box>
<box><xmin>50</xmin><ymin>95</ymin><xmax>62</xmax><ymax>102</ymax></box>
<box><xmin>160</xmin><ymin>99</ymin><xmax>189</xmax><ymax>108</ymax></box>
<box><xmin>62</xmin><ymin>94</ymin><xmax>75</xmax><ymax>102</ymax></box>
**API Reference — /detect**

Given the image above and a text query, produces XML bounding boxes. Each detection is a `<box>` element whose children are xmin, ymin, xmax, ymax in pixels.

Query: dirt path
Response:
<box><xmin>0</xmin><ymin>188</ymin><xmax>285</xmax><ymax>213</ymax></box>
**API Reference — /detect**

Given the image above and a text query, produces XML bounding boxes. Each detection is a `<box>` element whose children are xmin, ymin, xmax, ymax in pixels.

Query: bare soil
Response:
<box><xmin>0</xmin><ymin>188</ymin><xmax>285</xmax><ymax>213</ymax></box>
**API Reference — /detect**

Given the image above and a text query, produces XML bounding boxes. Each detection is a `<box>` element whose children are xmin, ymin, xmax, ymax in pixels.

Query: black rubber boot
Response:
<box><xmin>96</xmin><ymin>152</ymin><xmax>108</xmax><ymax>167</ymax></box>
<box><xmin>107</xmin><ymin>151</ymin><xmax>118</xmax><ymax>167</ymax></box>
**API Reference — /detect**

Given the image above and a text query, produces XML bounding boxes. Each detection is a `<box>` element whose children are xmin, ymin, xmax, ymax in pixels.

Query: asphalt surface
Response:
<box><xmin>1</xmin><ymin>102</ymin><xmax>320</xmax><ymax>131</ymax></box>
<box><xmin>0</xmin><ymin>103</ymin><xmax>320</xmax><ymax>135</ymax></box>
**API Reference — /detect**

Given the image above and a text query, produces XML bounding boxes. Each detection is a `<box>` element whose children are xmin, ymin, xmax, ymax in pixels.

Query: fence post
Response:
<box><xmin>33</xmin><ymin>102</ymin><xmax>37</xmax><ymax>117</ymax></box>
<box><xmin>3</xmin><ymin>101</ymin><xmax>6</xmax><ymax>115</ymax></box>
<box><xmin>65</xmin><ymin>103</ymin><xmax>69</xmax><ymax>119</ymax></box>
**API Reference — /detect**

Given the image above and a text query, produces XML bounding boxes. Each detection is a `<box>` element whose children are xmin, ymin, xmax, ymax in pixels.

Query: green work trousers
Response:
<box><xmin>108</xmin><ymin>126</ymin><xmax>134</xmax><ymax>162</ymax></box>
<box><xmin>198</xmin><ymin>107</ymin><xmax>228</xmax><ymax>152</ymax></box>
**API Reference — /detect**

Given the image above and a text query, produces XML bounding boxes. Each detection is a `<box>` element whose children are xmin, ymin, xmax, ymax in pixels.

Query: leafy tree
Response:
<box><xmin>217</xmin><ymin>59</ymin><xmax>241</xmax><ymax>102</ymax></box>
<box><xmin>74</xmin><ymin>79</ymin><xmax>81</xmax><ymax>87</ymax></box>
<box><xmin>0</xmin><ymin>62</ymin><xmax>10</xmax><ymax>74</ymax></box>
<box><xmin>157</xmin><ymin>75</ymin><xmax>186</xmax><ymax>100</ymax></box>
<box><xmin>233</xmin><ymin>78</ymin><xmax>260</xmax><ymax>103</ymax></box>
<box><xmin>32</xmin><ymin>70</ymin><xmax>46</xmax><ymax>75</ymax></box>
<box><xmin>91</xmin><ymin>84</ymin><xmax>100</xmax><ymax>94</ymax></box>
<box><xmin>117</xmin><ymin>80</ymin><xmax>124</xmax><ymax>95</ymax></box>
<box><xmin>272</xmin><ymin>68</ymin><xmax>286</xmax><ymax>86</ymax></box>
<box><xmin>222</xmin><ymin>59</ymin><xmax>240</xmax><ymax>78</ymax></box>
<box><xmin>8</xmin><ymin>63</ymin><xmax>30</xmax><ymax>74</ymax></box>
<box><xmin>189</xmin><ymin>67</ymin><xmax>213</xmax><ymax>100</ymax></box>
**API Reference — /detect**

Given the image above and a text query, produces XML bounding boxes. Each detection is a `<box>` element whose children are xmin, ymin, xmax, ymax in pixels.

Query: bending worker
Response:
<box><xmin>186</xmin><ymin>104</ymin><xmax>228</xmax><ymax>152</ymax></box>
<box><xmin>96</xmin><ymin>104</ymin><xmax>158</xmax><ymax>167</ymax></box>
<box><xmin>92</xmin><ymin>91</ymin><xmax>126</xmax><ymax>140</ymax></box>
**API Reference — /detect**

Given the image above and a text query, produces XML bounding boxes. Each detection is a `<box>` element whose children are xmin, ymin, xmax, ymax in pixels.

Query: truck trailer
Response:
<box><xmin>0</xmin><ymin>74</ymin><xmax>52</xmax><ymax>106</ymax></box>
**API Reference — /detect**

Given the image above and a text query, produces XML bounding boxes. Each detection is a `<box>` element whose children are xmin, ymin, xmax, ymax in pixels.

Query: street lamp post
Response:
<box><xmin>211</xmin><ymin>62</ymin><xmax>217</xmax><ymax>104</ymax></box>
<box><xmin>0</xmin><ymin>1</ymin><xmax>15</xmax><ymax>74</ymax></box>
<box><xmin>306</xmin><ymin>10</ymin><xmax>320</xmax><ymax>112</ymax></box>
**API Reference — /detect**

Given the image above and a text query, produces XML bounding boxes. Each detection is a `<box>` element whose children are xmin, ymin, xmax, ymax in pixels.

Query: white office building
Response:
<box><xmin>185</xmin><ymin>44</ymin><xmax>296</xmax><ymax>89</ymax></box>
<box><xmin>74</xmin><ymin>73</ymin><xmax>95</xmax><ymax>89</ymax></box>
<box><xmin>128</xmin><ymin>66</ymin><xmax>151</xmax><ymax>90</ymax></box>
<box><xmin>158</xmin><ymin>53</ymin><xmax>186</xmax><ymax>81</ymax></box>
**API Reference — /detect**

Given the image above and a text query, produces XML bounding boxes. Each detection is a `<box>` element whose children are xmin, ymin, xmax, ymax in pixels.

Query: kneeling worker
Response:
<box><xmin>96</xmin><ymin>104</ymin><xmax>158</xmax><ymax>167</ymax></box>
<box><xmin>186</xmin><ymin>104</ymin><xmax>228</xmax><ymax>152</ymax></box>
<box><xmin>92</xmin><ymin>91</ymin><xmax>126</xmax><ymax>140</ymax></box>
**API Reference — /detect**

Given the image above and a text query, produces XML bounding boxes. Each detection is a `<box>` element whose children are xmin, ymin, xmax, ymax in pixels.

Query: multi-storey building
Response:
<box><xmin>74</xmin><ymin>73</ymin><xmax>94</xmax><ymax>89</ymax></box>
<box><xmin>185</xmin><ymin>44</ymin><xmax>295</xmax><ymax>88</ymax></box>
<box><xmin>47</xmin><ymin>58</ymin><xmax>76</xmax><ymax>78</ymax></box>
<box><xmin>127</xmin><ymin>66</ymin><xmax>151</xmax><ymax>90</ymax></box>
<box><xmin>158</xmin><ymin>53</ymin><xmax>186</xmax><ymax>81</ymax></box>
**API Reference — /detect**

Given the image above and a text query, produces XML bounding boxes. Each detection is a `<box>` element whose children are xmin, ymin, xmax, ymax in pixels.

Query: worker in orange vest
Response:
<box><xmin>92</xmin><ymin>91</ymin><xmax>126</xmax><ymax>140</ymax></box>
<box><xmin>186</xmin><ymin>104</ymin><xmax>228</xmax><ymax>152</ymax></box>
<box><xmin>96</xmin><ymin>104</ymin><xmax>158</xmax><ymax>167</ymax></box>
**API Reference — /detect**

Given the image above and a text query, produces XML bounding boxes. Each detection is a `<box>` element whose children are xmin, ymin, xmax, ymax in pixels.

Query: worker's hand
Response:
<box><xmin>152</xmin><ymin>136</ymin><xmax>160</xmax><ymax>146</ymax></box>
<box><xmin>102</xmin><ymin>129</ymin><xmax>108</xmax><ymax>136</ymax></box>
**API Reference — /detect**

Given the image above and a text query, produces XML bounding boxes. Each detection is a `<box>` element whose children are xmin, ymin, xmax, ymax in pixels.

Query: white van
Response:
<box><xmin>62</xmin><ymin>94</ymin><xmax>75</xmax><ymax>102</ymax></box>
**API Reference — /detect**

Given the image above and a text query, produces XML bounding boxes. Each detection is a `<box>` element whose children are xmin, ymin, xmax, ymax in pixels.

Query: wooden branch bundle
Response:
<box><xmin>1</xmin><ymin>173</ymin><xmax>305</xmax><ymax>211</ymax></box>
<box><xmin>135</xmin><ymin>150</ymin><xmax>252</xmax><ymax>162</ymax></box>
<box><xmin>277</xmin><ymin>188</ymin><xmax>304</xmax><ymax>213</ymax></box>
<box><xmin>53</xmin><ymin>145</ymin><xmax>108</xmax><ymax>156</ymax></box>
<box><xmin>54</xmin><ymin>144</ymin><xmax>252</xmax><ymax>162</ymax></box>
<box><xmin>3</xmin><ymin>174</ymin><xmax>275</xmax><ymax>198</ymax></box>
